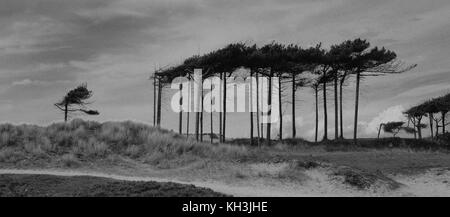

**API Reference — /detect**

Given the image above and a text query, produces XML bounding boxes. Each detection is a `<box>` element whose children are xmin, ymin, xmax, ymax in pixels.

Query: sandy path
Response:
<box><xmin>1</xmin><ymin>168</ymin><xmax>449</xmax><ymax>196</ymax></box>
<box><xmin>392</xmin><ymin>168</ymin><xmax>450</xmax><ymax>197</ymax></box>
<box><xmin>0</xmin><ymin>169</ymin><xmax>318</xmax><ymax>197</ymax></box>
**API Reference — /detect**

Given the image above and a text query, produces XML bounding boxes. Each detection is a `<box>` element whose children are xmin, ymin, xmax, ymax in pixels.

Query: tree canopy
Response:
<box><xmin>55</xmin><ymin>83</ymin><xmax>99</xmax><ymax>122</ymax></box>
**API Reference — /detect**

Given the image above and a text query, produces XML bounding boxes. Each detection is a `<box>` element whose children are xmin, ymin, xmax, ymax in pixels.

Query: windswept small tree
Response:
<box><xmin>55</xmin><ymin>83</ymin><xmax>99</xmax><ymax>122</ymax></box>
<box><xmin>382</xmin><ymin>121</ymin><xmax>406</xmax><ymax>138</ymax></box>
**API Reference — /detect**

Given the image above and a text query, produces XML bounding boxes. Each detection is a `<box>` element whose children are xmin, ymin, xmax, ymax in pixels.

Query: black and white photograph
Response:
<box><xmin>0</xmin><ymin>0</ymin><xmax>449</xmax><ymax>207</ymax></box>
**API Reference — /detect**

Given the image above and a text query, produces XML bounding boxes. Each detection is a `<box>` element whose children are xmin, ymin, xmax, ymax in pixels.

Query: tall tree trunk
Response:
<box><xmin>153</xmin><ymin>76</ymin><xmax>156</xmax><ymax>126</ymax></box>
<box><xmin>210</xmin><ymin>80</ymin><xmax>214</xmax><ymax>144</ymax></box>
<box><xmin>195</xmin><ymin>111</ymin><xmax>199</xmax><ymax>141</ymax></box>
<box><xmin>200</xmin><ymin>87</ymin><xmax>204</xmax><ymax>142</ymax></box>
<box><xmin>195</xmin><ymin>76</ymin><xmax>200</xmax><ymax>141</ymax></box>
<box><xmin>429</xmin><ymin>113</ymin><xmax>434</xmax><ymax>140</ymax></box>
<box><xmin>256</xmin><ymin>71</ymin><xmax>261</xmax><ymax>146</ymax></box>
<box><xmin>314</xmin><ymin>86</ymin><xmax>319</xmax><ymax>143</ymax></box>
<box><xmin>267</xmin><ymin>69</ymin><xmax>273</xmax><ymax>145</ymax></box>
<box><xmin>179</xmin><ymin>83</ymin><xmax>183</xmax><ymax>134</ymax></box>
<box><xmin>417</xmin><ymin>117</ymin><xmax>423</xmax><ymax>139</ymax></box>
<box><xmin>339</xmin><ymin>81</ymin><xmax>344</xmax><ymax>139</ymax></box>
<box><xmin>278</xmin><ymin>76</ymin><xmax>283</xmax><ymax>141</ymax></box>
<box><xmin>353</xmin><ymin>72</ymin><xmax>361</xmax><ymax>144</ymax></box>
<box><xmin>219</xmin><ymin>72</ymin><xmax>222</xmax><ymax>142</ymax></box>
<box><xmin>222</xmin><ymin>72</ymin><xmax>227</xmax><ymax>143</ymax></box>
<box><xmin>292</xmin><ymin>73</ymin><xmax>296</xmax><ymax>138</ymax></box>
<box><xmin>156</xmin><ymin>77</ymin><xmax>162</xmax><ymax>128</ymax></box>
<box><xmin>377</xmin><ymin>123</ymin><xmax>383</xmax><ymax>139</ymax></box>
<box><xmin>442</xmin><ymin>112</ymin><xmax>446</xmax><ymax>135</ymax></box>
<box><xmin>334</xmin><ymin>73</ymin><xmax>338</xmax><ymax>140</ymax></box>
<box><xmin>186</xmin><ymin>76</ymin><xmax>190</xmax><ymax>136</ymax></box>
<box><xmin>435</xmin><ymin>119</ymin><xmax>439</xmax><ymax>137</ymax></box>
<box><xmin>314</xmin><ymin>87</ymin><xmax>319</xmax><ymax>143</ymax></box>
<box><xmin>322</xmin><ymin>75</ymin><xmax>328</xmax><ymax>141</ymax></box>
<box><xmin>412</xmin><ymin>119</ymin><xmax>417</xmax><ymax>139</ymax></box>
<box><xmin>250</xmin><ymin>70</ymin><xmax>254</xmax><ymax>146</ymax></box>
<box><xmin>64</xmin><ymin>103</ymin><xmax>68</xmax><ymax>122</ymax></box>
<box><xmin>261</xmin><ymin>123</ymin><xmax>264</xmax><ymax>140</ymax></box>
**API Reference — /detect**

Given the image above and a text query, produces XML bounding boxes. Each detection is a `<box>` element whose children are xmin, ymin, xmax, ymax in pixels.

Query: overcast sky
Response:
<box><xmin>1</xmin><ymin>0</ymin><xmax>449</xmax><ymax>139</ymax></box>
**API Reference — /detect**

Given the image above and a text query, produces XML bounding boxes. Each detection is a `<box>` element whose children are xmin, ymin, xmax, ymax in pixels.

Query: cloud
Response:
<box><xmin>11</xmin><ymin>79</ymin><xmax>33</xmax><ymax>86</ymax></box>
<box><xmin>363</xmin><ymin>105</ymin><xmax>406</xmax><ymax>136</ymax></box>
<box><xmin>11</xmin><ymin>79</ymin><xmax>71</xmax><ymax>87</ymax></box>
<box><xmin>274</xmin><ymin>114</ymin><xmax>304</xmax><ymax>138</ymax></box>
<box><xmin>395</xmin><ymin>83</ymin><xmax>450</xmax><ymax>99</ymax></box>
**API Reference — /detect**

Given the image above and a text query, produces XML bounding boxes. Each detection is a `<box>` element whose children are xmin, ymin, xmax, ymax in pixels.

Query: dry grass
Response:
<box><xmin>0</xmin><ymin>119</ymin><xmax>249</xmax><ymax>168</ymax></box>
<box><xmin>0</xmin><ymin>119</ymin><xmax>449</xmax><ymax>176</ymax></box>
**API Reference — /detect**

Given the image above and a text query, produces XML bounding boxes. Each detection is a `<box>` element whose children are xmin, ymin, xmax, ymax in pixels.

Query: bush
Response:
<box><xmin>436</xmin><ymin>133</ymin><xmax>450</xmax><ymax>145</ymax></box>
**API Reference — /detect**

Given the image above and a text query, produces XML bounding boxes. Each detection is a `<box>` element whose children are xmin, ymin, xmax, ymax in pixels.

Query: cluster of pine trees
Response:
<box><xmin>403</xmin><ymin>93</ymin><xmax>450</xmax><ymax>140</ymax></box>
<box><xmin>153</xmin><ymin>38</ymin><xmax>415</xmax><ymax>145</ymax></box>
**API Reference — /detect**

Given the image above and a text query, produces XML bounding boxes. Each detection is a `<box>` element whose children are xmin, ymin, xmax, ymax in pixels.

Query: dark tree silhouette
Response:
<box><xmin>345</xmin><ymin>39</ymin><xmax>411</xmax><ymax>144</ymax></box>
<box><xmin>404</xmin><ymin>105</ymin><xmax>428</xmax><ymax>139</ymax></box>
<box><xmin>290</xmin><ymin>45</ymin><xmax>320</xmax><ymax>139</ymax></box>
<box><xmin>382</xmin><ymin>121</ymin><xmax>406</xmax><ymax>138</ymax></box>
<box><xmin>379</xmin><ymin>121</ymin><xmax>415</xmax><ymax>138</ymax></box>
<box><xmin>377</xmin><ymin>123</ymin><xmax>384</xmax><ymax>139</ymax></box>
<box><xmin>315</xmin><ymin>47</ymin><xmax>332</xmax><ymax>141</ymax></box>
<box><xmin>286</xmin><ymin>45</ymin><xmax>302</xmax><ymax>138</ymax></box>
<box><xmin>310</xmin><ymin>79</ymin><xmax>321</xmax><ymax>143</ymax></box>
<box><xmin>420</xmin><ymin>100</ymin><xmax>440</xmax><ymax>140</ymax></box>
<box><xmin>437</xmin><ymin>93</ymin><xmax>450</xmax><ymax>134</ymax></box>
<box><xmin>154</xmin><ymin>40</ymin><xmax>413</xmax><ymax>144</ymax></box>
<box><xmin>55</xmin><ymin>83</ymin><xmax>99</xmax><ymax>122</ymax></box>
<box><xmin>292</xmin><ymin>76</ymin><xmax>310</xmax><ymax>138</ymax></box>
<box><xmin>419</xmin><ymin>93</ymin><xmax>450</xmax><ymax>137</ymax></box>
<box><xmin>328</xmin><ymin>39</ymin><xmax>367</xmax><ymax>139</ymax></box>
<box><xmin>300</xmin><ymin>44</ymin><xmax>331</xmax><ymax>141</ymax></box>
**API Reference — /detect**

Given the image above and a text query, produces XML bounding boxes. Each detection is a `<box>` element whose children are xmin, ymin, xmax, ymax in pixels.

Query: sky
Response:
<box><xmin>0</xmin><ymin>0</ymin><xmax>449</xmax><ymax>140</ymax></box>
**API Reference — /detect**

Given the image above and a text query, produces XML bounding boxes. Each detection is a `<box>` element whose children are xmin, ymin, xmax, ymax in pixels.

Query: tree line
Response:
<box><xmin>153</xmin><ymin>39</ymin><xmax>416</xmax><ymax>145</ymax></box>
<box><xmin>402</xmin><ymin>93</ymin><xmax>450</xmax><ymax>140</ymax></box>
